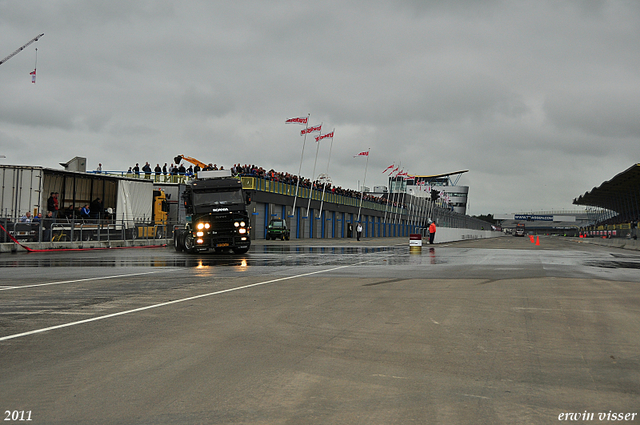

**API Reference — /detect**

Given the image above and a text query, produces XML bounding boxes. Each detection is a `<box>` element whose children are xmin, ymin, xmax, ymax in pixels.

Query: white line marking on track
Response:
<box><xmin>0</xmin><ymin>271</ymin><xmax>173</xmax><ymax>291</ymax></box>
<box><xmin>0</xmin><ymin>263</ymin><xmax>361</xmax><ymax>342</ymax></box>
<box><xmin>459</xmin><ymin>393</ymin><xmax>491</xmax><ymax>400</ymax></box>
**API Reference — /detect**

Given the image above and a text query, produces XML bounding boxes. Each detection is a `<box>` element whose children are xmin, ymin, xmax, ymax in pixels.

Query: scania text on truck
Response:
<box><xmin>173</xmin><ymin>170</ymin><xmax>251</xmax><ymax>254</ymax></box>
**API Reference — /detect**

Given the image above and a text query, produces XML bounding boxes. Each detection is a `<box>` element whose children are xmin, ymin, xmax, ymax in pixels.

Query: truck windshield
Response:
<box><xmin>193</xmin><ymin>189</ymin><xmax>244</xmax><ymax>206</ymax></box>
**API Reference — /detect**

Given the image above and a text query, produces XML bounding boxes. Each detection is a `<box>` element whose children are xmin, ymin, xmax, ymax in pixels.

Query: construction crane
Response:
<box><xmin>174</xmin><ymin>155</ymin><xmax>210</xmax><ymax>170</ymax></box>
<box><xmin>0</xmin><ymin>33</ymin><xmax>44</xmax><ymax>66</ymax></box>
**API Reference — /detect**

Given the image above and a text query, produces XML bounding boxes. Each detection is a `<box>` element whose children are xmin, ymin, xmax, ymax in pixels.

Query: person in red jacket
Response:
<box><xmin>428</xmin><ymin>221</ymin><xmax>436</xmax><ymax>244</ymax></box>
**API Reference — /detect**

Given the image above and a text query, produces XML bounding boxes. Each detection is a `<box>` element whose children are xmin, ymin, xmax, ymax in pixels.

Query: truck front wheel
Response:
<box><xmin>184</xmin><ymin>234</ymin><xmax>196</xmax><ymax>253</ymax></box>
<box><xmin>174</xmin><ymin>233</ymin><xmax>184</xmax><ymax>252</ymax></box>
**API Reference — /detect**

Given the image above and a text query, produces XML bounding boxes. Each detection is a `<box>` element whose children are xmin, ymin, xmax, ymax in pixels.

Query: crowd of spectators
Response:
<box><xmin>229</xmin><ymin>163</ymin><xmax>406</xmax><ymax>208</ymax></box>
<box><xmin>121</xmin><ymin>161</ymin><xmax>406</xmax><ymax>208</ymax></box>
<box><xmin>127</xmin><ymin>162</ymin><xmax>225</xmax><ymax>178</ymax></box>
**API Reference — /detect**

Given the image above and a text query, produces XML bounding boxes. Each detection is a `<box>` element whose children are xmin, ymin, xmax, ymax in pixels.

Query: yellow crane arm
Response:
<box><xmin>174</xmin><ymin>155</ymin><xmax>209</xmax><ymax>169</ymax></box>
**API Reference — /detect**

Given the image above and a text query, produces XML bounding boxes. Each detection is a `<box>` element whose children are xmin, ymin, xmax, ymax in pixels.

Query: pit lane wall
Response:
<box><xmin>430</xmin><ymin>227</ymin><xmax>504</xmax><ymax>244</ymax></box>
<box><xmin>573</xmin><ymin>237</ymin><xmax>640</xmax><ymax>251</ymax></box>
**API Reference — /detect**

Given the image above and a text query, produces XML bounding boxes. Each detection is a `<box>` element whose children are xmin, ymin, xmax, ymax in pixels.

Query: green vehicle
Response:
<box><xmin>266</xmin><ymin>218</ymin><xmax>290</xmax><ymax>240</ymax></box>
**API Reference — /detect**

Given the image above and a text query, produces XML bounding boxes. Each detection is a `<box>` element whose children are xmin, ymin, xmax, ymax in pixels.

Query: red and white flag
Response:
<box><xmin>353</xmin><ymin>151</ymin><xmax>369</xmax><ymax>157</ymax></box>
<box><xmin>382</xmin><ymin>164</ymin><xmax>394</xmax><ymax>174</ymax></box>
<box><xmin>30</xmin><ymin>69</ymin><xmax>36</xmax><ymax>84</ymax></box>
<box><xmin>285</xmin><ymin>116</ymin><xmax>308</xmax><ymax>125</ymax></box>
<box><xmin>301</xmin><ymin>124</ymin><xmax>322</xmax><ymax>136</ymax></box>
<box><xmin>315</xmin><ymin>131</ymin><xmax>334</xmax><ymax>142</ymax></box>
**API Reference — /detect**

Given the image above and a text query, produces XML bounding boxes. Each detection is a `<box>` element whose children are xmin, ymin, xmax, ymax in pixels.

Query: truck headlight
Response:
<box><xmin>197</xmin><ymin>223</ymin><xmax>204</xmax><ymax>230</ymax></box>
<box><xmin>239</xmin><ymin>228</ymin><xmax>247</xmax><ymax>234</ymax></box>
<box><xmin>196</xmin><ymin>231</ymin><xmax>204</xmax><ymax>237</ymax></box>
<box><xmin>234</xmin><ymin>222</ymin><xmax>240</xmax><ymax>227</ymax></box>
<box><xmin>240</xmin><ymin>221</ymin><xmax>246</xmax><ymax>227</ymax></box>
<box><xmin>196</xmin><ymin>238</ymin><xmax>204</xmax><ymax>244</ymax></box>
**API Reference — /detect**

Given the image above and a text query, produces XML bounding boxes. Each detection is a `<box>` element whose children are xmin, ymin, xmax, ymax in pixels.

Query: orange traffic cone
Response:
<box><xmin>535</xmin><ymin>236</ymin><xmax>540</xmax><ymax>246</ymax></box>
<box><xmin>529</xmin><ymin>235</ymin><xmax>534</xmax><ymax>243</ymax></box>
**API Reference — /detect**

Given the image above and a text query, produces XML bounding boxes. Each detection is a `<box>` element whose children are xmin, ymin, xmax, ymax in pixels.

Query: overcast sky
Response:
<box><xmin>1</xmin><ymin>0</ymin><xmax>639</xmax><ymax>215</ymax></box>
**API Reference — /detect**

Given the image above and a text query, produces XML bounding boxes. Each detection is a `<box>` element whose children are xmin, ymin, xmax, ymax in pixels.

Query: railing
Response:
<box><xmin>241</xmin><ymin>176</ymin><xmax>406</xmax><ymax>215</ymax></box>
<box><xmin>242</xmin><ymin>176</ymin><xmax>495</xmax><ymax>232</ymax></box>
<box><xmin>89</xmin><ymin>170</ymin><xmax>190</xmax><ymax>184</ymax></box>
<box><xmin>0</xmin><ymin>217</ymin><xmax>175</xmax><ymax>247</ymax></box>
<box><xmin>81</xmin><ymin>172</ymin><xmax>494</xmax><ymax>235</ymax></box>
<box><xmin>93</xmin><ymin>172</ymin><xmax>406</xmax><ymax>215</ymax></box>
<box><xmin>579</xmin><ymin>222</ymin><xmax>638</xmax><ymax>239</ymax></box>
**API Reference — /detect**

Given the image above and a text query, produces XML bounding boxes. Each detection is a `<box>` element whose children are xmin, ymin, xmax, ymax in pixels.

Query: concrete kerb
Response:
<box><xmin>571</xmin><ymin>237</ymin><xmax>640</xmax><ymax>251</ymax></box>
<box><xmin>0</xmin><ymin>239</ymin><xmax>171</xmax><ymax>253</ymax></box>
<box><xmin>1</xmin><ymin>229</ymin><xmax>507</xmax><ymax>253</ymax></box>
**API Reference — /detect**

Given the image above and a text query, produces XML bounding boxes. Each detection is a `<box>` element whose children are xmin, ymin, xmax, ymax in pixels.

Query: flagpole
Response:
<box><xmin>393</xmin><ymin>170</ymin><xmax>404</xmax><ymax>224</ymax></box>
<box><xmin>356</xmin><ymin>148</ymin><xmax>370</xmax><ymax>223</ymax></box>
<box><xmin>384</xmin><ymin>169</ymin><xmax>395</xmax><ymax>232</ymax></box>
<box><xmin>407</xmin><ymin>180</ymin><xmax>414</xmax><ymax>231</ymax></box>
<box><xmin>383</xmin><ymin>184</ymin><xmax>390</xmax><ymax>225</ymax></box>
<box><xmin>391</xmin><ymin>164</ymin><xmax>401</xmax><ymax>225</ymax></box>
<box><xmin>387</xmin><ymin>164</ymin><xmax>398</xmax><ymax>230</ymax></box>
<box><xmin>394</xmin><ymin>171</ymin><xmax>404</xmax><ymax>224</ymax></box>
<box><xmin>399</xmin><ymin>185</ymin><xmax>407</xmax><ymax>225</ymax></box>
<box><xmin>291</xmin><ymin>113</ymin><xmax>310</xmax><ymax>216</ymax></box>
<box><xmin>419</xmin><ymin>183</ymin><xmax>425</xmax><ymax>231</ymax></box>
<box><xmin>318</xmin><ymin>129</ymin><xmax>335</xmax><ymax>219</ymax></box>
<box><xmin>383</xmin><ymin>163</ymin><xmax>396</xmax><ymax>225</ymax></box>
<box><xmin>306</xmin><ymin>132</ymin><xmax>322</xmax><ymax>218</ymax></box>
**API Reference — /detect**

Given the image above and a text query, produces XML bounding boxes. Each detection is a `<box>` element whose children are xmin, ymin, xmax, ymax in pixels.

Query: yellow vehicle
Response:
<box><xmin>137</xmin><ymin>189</ymin><xmax>169</xmax><ymax>238</ymax></box>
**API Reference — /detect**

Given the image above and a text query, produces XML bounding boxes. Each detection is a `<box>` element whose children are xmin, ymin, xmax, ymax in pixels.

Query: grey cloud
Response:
<box><xmin>545</xmin><ymin>89</ymin><xmax>640</xmax><ymax>138</ymax></box>
<box><xmin>3</xmin><ymin>0</ymin><xmax>640</xmax><ymax>214</ymax></box>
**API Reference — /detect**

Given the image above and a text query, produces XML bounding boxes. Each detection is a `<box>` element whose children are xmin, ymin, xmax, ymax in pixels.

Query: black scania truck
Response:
<box><xmin>173</xmin><ymin>170</ymin><xmax>251</xmax><ymax>254</ymax></box>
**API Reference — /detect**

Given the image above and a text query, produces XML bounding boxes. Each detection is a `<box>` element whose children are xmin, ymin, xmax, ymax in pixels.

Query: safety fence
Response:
<box><xmin>90</xmin><ymin>170</ymin><xmax>190</xmax><ymax>184</ymax></box>
<box><xmin>240</xmin><ymin>177</ymin><xmax>403</xmax><ymax>216</ymax></box>
<box><xmin>244</xmin><ymin>176</ymin><xmax>492</xmax><ymax>233</ymax></box>
<box><xmin>579</xmin><ymin>223</ymin><xmax>638</xmax><ymax>240</ymax></box>
<box><xmin>0</xmin><ymin>217</ymin><xmax>174</xmax><ymax>248</ymax></box>
<box><xmin>91</xmin><ymin>172</ymin><xmax>491</xmax><ymax>231</ymax></box>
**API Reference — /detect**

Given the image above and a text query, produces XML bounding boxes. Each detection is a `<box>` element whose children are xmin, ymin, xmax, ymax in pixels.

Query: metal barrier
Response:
<box><xmin>90</xmin><ymin>170</ymin><xmax>190</xmax><ymax>184</ymax></box>
<box><xmin>80</xmin><ymin>173</ymin><xmax>493</xmax><ymax>237</ymax></box>
<box><xmin>1</xmin><ymin>216</ymin><xmax>176</xmax><ymax>248</ymax></box>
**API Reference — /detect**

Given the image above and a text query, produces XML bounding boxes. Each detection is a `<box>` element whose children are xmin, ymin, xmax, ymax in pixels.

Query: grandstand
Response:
<box><xmin>573</xmin><ymin>163</ymin><xmax>639</xmax><ymax>239</ymax></box>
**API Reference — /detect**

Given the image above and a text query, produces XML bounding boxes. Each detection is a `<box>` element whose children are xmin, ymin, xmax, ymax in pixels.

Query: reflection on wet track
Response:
<box><xmin>1</xmin><ymin>240</ymin><xmax>640</xmax><ymax>276</ymax></box>
<box><xmin>0</xmin><ymin>245</ymin><xmax>400</xmax><ymax>269</ymax></box>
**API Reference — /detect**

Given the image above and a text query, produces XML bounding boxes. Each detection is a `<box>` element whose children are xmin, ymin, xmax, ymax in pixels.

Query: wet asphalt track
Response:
<box><xmin>0</xmin><ymin>236</ymin><xmax>639</xmax><ymax>424</ymax></box>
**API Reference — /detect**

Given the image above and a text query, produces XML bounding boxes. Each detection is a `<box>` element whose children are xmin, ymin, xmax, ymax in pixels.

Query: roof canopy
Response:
<box><xmin>573</xmin><ymin>164</ymin><xmax>640</xmax><ymax>218</ymax></box>
<box><xmin>413</xmin><ymin>170</ymin><xmax>469</xmax><ymax>179</ymax></box>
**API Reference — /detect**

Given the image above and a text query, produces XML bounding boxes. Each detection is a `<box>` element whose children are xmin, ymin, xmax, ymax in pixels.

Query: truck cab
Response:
<box><xmin>174</xmin><ymin>170</ymin><xmax>251</xmax><ymax>254</ymax></box>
